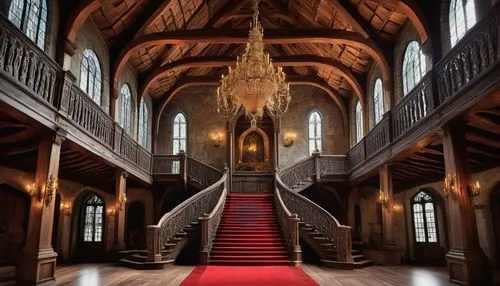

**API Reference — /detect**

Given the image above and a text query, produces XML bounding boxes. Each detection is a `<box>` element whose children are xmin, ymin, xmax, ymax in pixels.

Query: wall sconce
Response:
<box><xmin>44</xmin><ymin>174</ymin><xmax>58</xmax><ymax>205</ymax></box>
<box><xmin>118</xmin><ymin>193</ymin><xmax>127</xmax><ymax>210</ymax></box>
<box><xmin>391</xmin><ymin>202</ymin><xmax>403</xmax><ymax>212</ymax></box>
<box><xmin>469</xmin><ymin>180</ymin><xmax>480</xmax><ymax>197</ymax></box>
<box><xmin>444</xmin><ymin>173</ymin><xmax>457</xmax><ymax>198</ymax></box>
<box><xmin>283</xmin><ymin>132</ymin><xmax>296</xmax><ymax>147</ymax></box>
<box><xmin>27</xmin><ymin>182</ymin><xmax>42</xmax><ymax>201</ymax></box>
<box><xmin>61</xmin><ymin>201</ymin><xmax>72</xmax><ymax>216</ymax></box>
<box><xmin>209</xmin><ymin>131</ymin><xmax>225</xmax><ymax>148</ymax></box>
<box><xmin>107</xmin><ymin>207</ymin><xmax>116</xmax><ymax>216</ymax></box>
<box><xmin>378</xmin><ymin>189</ymin><xmax>390</xmax><ymax>208</ymax></box>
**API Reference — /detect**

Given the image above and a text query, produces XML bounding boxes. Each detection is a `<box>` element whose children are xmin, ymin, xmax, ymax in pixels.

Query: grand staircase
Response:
<box><xmin>210</xmin><ymin>194</ymin><xmax>291</xmax><ymax>265</ymax></box>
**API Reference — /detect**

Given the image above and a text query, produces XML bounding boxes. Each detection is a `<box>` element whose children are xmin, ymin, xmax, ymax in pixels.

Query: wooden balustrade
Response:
<box><xmin>318</xmin><ymin>155</ymin><xmax>350</xmax><ymax>175</ymax></box>
<box><xmin>0</xmin><ymin>16</ymin><xmax>60</xmax><ymax>107</ymax></box>
<box><xmin>152</xmin><ymin>155</ymin><xmax>180</xmax><ymax>175</ymax></box>
<box><xmin>186</xmin><ymin>157</ymin><xmax>222</xmax><ymax>187</ymax></box>
<box><xmin>137</xmin><ymin>146</ymin><xmax>152</xmax><ymax>172</ymax></box>
<box><xmin>279</xmin><ymin>157</ymin><xmax>316</xmax><ymax>188</ymax></box>
<box><xmin>120</xmin><ymin>132</ymin><xmax>137</xmax><ymax>163</ymax></box>
<box><xmin>365</xmin><ymin>116</ymin><xmax>390</xmax><ymax>158</ymax></box>
<box><xmin>348</xmin><ymin>141</ymin><xmax>365</xmax><ymax>169</ymax></box>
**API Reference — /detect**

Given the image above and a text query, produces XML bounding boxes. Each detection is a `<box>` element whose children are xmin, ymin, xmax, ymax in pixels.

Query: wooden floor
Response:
<box><xmin>51</xmin><ymin>263</ymin><xmax>454</xmax><ymax>286</ymax></box>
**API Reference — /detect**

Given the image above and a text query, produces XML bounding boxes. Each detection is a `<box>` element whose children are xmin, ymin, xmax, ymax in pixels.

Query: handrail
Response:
<box><xmin>186</xmin><ymin>156</ymin><xmax>222</xmax><ymax>187</ymax></box>
<box><xmin>276</xmin><ymin>172</ymin><xmax>352</xmax><ymax>263</ymax></box>
<box><xmin>279</xmin><ymin>157</ymin><xmax>315</xmax><ymax>189</ymax></box>
<box><xmin>152</xmin><ymin>155</ymin><xmax>181</xmax><ymax>175</ymax></box>
<box><xmin>274</xmin><ymin>174</ymin><xmax>301</xmax><ymax>264</ymax></box>
<box><xmin>199</xmin><ymin>170</ymin><xmax>229</xmax><ymax>264</ymax></box>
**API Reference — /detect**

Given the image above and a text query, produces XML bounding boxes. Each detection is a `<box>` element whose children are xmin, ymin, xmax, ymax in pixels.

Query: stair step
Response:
<box><xmin>354</xmin><ymin>259</ymin><xmax>374</xmax><ymax>268</ymax></box>
<box><xmin>210</xmin><ymin>259</ymin><xmax>290</xmax><ymax>266</ymax></box>
<box><xmin>211</xmin><ymin>250</ymin><xmax>288</xmax><ymax>256</ymax></box>
<box><xmin>212</xmin><ymin>241</ymin><xmax>285</xmax><ymax>246</ymax></box>
<box><xmin>212</xmin><ymin>246</ymin><xmax>286</xmax><ymax>251</ymax></box>
<box><xmin>210</xmin><ymin>255</ymin><xmax>288</xmax><ymax>260</ymax></box>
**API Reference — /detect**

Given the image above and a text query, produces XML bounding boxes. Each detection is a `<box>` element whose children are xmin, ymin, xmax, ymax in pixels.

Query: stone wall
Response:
<box><xmin>156</xmin><ymin>85</ymin><xmax>348</xmax><ymax>170</ymax></box>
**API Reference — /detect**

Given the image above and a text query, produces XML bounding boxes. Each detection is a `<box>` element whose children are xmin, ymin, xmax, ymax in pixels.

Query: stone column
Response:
<box><xmin>114</xmin><ymin>170</ymin><xmax>128</xmax><ymax>250</ymax></box>
<box><xmin>17</xmin><ymin>132</ymin><xmax>65</xmax><ymax>284</ymax></box>
<box><xmin>442</xmin><ymin>123</ymin><xmax>491</xmax><ymax>285</ymax></box>
<box><xmin>379</xmin><ymin>165</ymin><xmax>396</xmax><ymax>248</ymax></box>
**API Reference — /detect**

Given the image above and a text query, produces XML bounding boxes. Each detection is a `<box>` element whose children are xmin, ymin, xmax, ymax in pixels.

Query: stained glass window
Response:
<box><xmin>119</xmin><ymin>84</ymin><xmax>132</xmax><ymax>135</ymax></box>
<box><xmin>172</xmin><ymin>113</ymin><xmax>187</xmax><ymax>173</ymax></box>
<box><xmin>82</xmin><ymin>194</ymin><xmax>104</xmax><ymax>242</ymax></box>
<box><xmin>449</xmin><ymin>0</ymin><xmax>476</xmax><ymax>47</ymax></box>
<box><xmin>402</xmin><ymin>41</ymin><xmax>426</xmax><ymax>96</ymax></box>
<box><xmin>308</xmin><ymin>111</ymin><xmax>322</xmax><ymax>155</ymax></box>
<box><xmin>138</xmin><ymin>98</ymin><xmax>149</xmax><ymax>148</ymax></box>
<box><xmin>79</xmin><ymin>49</ymin><xmax>102</xmax><ymax>105</ymax></box>
<box><xmin>374</xmin><ymin>78</ymin><xmax>385</xmax><ymax>124</ymax></box>
<box><xmin>412</xmin><ymin>191</ymin><xmax>438</xmax><ymax>243</ymax></box>
<box><xmin>355</xmin><ymin>101</ymin><xmax>363</xmax><ymax>143</ymax></box>
<box><xmin>8</xmin><ymin>0</ymin><xmax>47</xmax><ymax>50</ymax></box>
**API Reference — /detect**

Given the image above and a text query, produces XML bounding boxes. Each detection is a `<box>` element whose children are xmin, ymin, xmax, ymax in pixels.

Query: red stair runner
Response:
<box><xmin>210</xmin><ymin>193</ymin><xmax>291</xmax><ymax>265</ymax></box>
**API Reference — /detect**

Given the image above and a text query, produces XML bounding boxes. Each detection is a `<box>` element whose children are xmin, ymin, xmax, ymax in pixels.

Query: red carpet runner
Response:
<box><xmin>181</xmin><ymin>266</ymin><xmax>319</xmax><ymax>286</ymax></box>
<box><xmin>210</xmin><ymin>193</ymin><xmax>290</xmax><ymax>265</ymax></box>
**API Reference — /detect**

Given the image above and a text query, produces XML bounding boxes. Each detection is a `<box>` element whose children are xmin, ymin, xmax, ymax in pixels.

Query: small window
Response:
<box><xmin>374</xmin><ymin>78</ymin><xmax>385</xmax><ymax>124</ymax></box>
<box><xmin>82</xmin><ymin>194</ymin><xmax>104</xmax><ymax>243</ymax></box>
<box><xmin>449</xmin><ymin>0</ymin><xmax>476</xmax><ymax>47</ymax></box>
<box><xmin>308</xmin><ymin>111</ymin><xmax>322</xmax><ymax>155</ymax></box>
<box><xmin>138</xmin><ymin>98</ymin><xmax>149</xmax><ymax>148</ymax></box>
<box><xmin>119</xmin><ymin>84</ymin><xmax>132</xmax><ymax>135</ymax></box>
<box><xmin>402</xmin><ymin>41</ymin><xmax>426</xmax><ymax>96</ymax></box>
<box><xmin>172</xmin><ymin>113</ymin><xmax>187</xmax><ymax>154</ymax></box>
<box><xmin>355</xmin><ymin>101</ymin><xmax>363</xmax><ymax>143</ymax></box>
<box><xmin>79</xmin><ymin>49</ymin><xmax>102</xmax><ymax>105</ymax></box>
<box><xmin>8</xmin><ymin>0</ymin><xmax>48</xmax><ymax>49</ymax></box>
<box><xmin>412</xmin><ymin>191</ymin><xmax>438</xmax><ymax>243</ymax></box>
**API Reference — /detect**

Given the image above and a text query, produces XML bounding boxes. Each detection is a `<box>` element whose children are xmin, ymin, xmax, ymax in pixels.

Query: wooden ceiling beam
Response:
<box><xmin>139</xmin><ymin>54</ymin><xmax>364</xmax><ymax>104</ymax></box>
<box><xmin>113</xmin><ymin>28</ymin><xmax>391</xmax><ymax>97</ymax></box>
<box><xmin>64</xmin><ymin>0</ymin><xmax>101</xmax><ymax>44</ymax></box>
<box><xmin>217</xmin><ymin>11</ymin><xmax>299</xmax><ymax>27</ymax></box>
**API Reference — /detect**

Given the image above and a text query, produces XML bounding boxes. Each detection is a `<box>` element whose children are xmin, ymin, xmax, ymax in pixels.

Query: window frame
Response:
<box><xmin>79</xmin><ymin>49</ymin><xmax>103</xmax><ymax>106</ymax></box>
<box><xmin>449</xmin><ymin>0</ymin><xmax>477</xmax><ymax>47</ymax></box>
<box><xmin>402</xmin><ymin>41</ymin><xmax>426</xmax><ymax>96</ymax></box>
<box><xmin>8</xmin><ymin>0</ymin><xmax>48</xmax><ymax>50</ymax></box>
<box><xmin>308</xmin><ymin>110</ymin><xmax>323</xmax><ymax>155</ymax></box>
<box><xmin>411</xmin><ymin>190</ymin><xmax>440</xmax><ymax>245</ymax></box>
<box><xmin>119</xmin><ymin>84</ymin><xmax>133</xmax><ymax>135</ymax></box>
<box><xmin>138</xmin><ymin>98</ymin><xmax>149</xmax><ymax>148</ymax></box>
<box><xmin>172</xmin><ymin>112</ymin><xmax>187</xmax><ymax>155</ymax></box>
<box><xmin>355</xmin><ymin>101</ymin><xmax>363</xmax><ymax>143</ymax></box>
<box><xmin>80</xmin><ymin>193</ymin><xmax>105</xmax><ymax>244</ymax></box>
<box><xmin>373</xmin><ymin>78</ymin><xmax>385</xmax><ymax>125</ymax></box>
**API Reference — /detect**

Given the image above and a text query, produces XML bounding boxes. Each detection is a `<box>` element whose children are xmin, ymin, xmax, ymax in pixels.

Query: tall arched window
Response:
<box><xmin>374</xmin><ymin>78</ymin><xmax>385</xmax><ymax>124</ymax></box>
<box><xmin>308</xmin><ymin>111</ymin><xmax>322</xmax><ymax>155</ymax></box>
<box><xmin>449</xmin><ymin>0</ymin><xmax>476</xmax><ymax>47</ymax></box>
<box><xmin>8</xmin><ymin>0</ymin><xmax>47</xmax><ymax>49</ymax></box>
<box><xmin>79</xmin><ymin>49</ymin><xmax>102</xmax><ymax>105</ymax></box>
<box><xmin>402</xmin><ymin>41</ymin><xmax>426</xmax><ymax>96</ymax></box>
<box><xmin>82</xmin><ymin>194</ymin><xmax>104</xmax><ymax>243</ymax></box>
<box><xmin>412</xmin><ymin>191</ymin><xmax>438</xmax><ymax>243</ymax></box>
<box><xmin>138</xmin><ymin>98</ymin><xmax>149</xmax><ymax>148</ymax></box>
<box><xmin>119</xmin><ymin>84</ymin><xmax>132</xmax><ymax>135</ymax></box>
<box><xmin>172</xmin><ymin>113</ymin><xmax>187</xmax><ymax>154</ymax></box>
<box><xmin>355</xmin><ymin>101</ymin><xmax>363</xmax><ymax>143</ymax></box>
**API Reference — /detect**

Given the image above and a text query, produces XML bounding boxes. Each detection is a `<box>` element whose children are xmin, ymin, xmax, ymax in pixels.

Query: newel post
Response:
<box><xmin>58</xmin><ymin>71</ymin><xmax>76</xmax><ymax>114</ymax></box>
<box><xmin>312</xmin><ymin>151</ymin><xmax>321</xmax><ymax>181</ymax></box>
<box><xmin>146</xmin><ymin>225</ymin><xmax>162</xmax><ymax>263</ymax></box>
<box><xmin>179</xmin><ymin>150</ymin><xmax>187</xmax><ymax>181</ymax></box>
<box><xmin>199</xmin><ymin>213</ymin><xmax>210</xmax><ymax>265</ymax></box>
<box><xmin>336</xmin><ymin>226</ymin><xmax>353</xmax><ymax>263</ymax></box>
<box><xmin>289</xmin><ymin>214</ymin><xmax>302</xmax><ymax>265</ymax></box>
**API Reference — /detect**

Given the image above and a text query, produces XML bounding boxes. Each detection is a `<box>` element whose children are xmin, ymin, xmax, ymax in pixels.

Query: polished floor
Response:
<box><xmin>52</xmin><ymin>263</ymin><xmax>454</xmax><ymax>286</ymax></box>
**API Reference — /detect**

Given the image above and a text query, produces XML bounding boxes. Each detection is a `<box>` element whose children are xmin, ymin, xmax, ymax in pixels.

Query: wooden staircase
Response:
<box><xmin>298</xmin><ymin>221</ymin><xmax>373</xmax><ymax>269</ymax></box>
<box><xmin>118</xmin><ymin>220</ymin><xmax>200</xmax><ymax>269</ymax></box>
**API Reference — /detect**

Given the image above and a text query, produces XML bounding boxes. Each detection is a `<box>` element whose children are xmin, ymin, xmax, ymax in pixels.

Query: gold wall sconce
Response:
<box><xmin>378</xmin><ymin>189</ymin><xmax>390</xmax><ymax>208</ymax></box>
<box><xmin>45</xmin><ymin>174</ymin><xmax>58</xmax><ymax>205</ymax></box>
<box><xmin>118</xmin><ymin>193</ymin><xmax>127</xmax><ymax>210</ymax></box>
<box><xmin>107</xmin><ymin>207</ymin><xmax>116</xmax><ymax>216</ymax></box>
<box><xmin>283</xmin><ymin>132</ymin><xmax>297</xmax><ymax>147</ymax></box>
<box><xmin>61</xmin><ymin>201</ymin><xmax>72</xmax><ymax>216</ymax></box>
<box><xmin>444</xmin><ymin>173</ymin><xmax>457</xmax><ymax>198</ymax></box>
<box><xmin>209</xmin><ymin>131</ymin><xmax>225</xmax><ymax>148</ymax></box>
<box><xmin>391</xmin><ymin>202</ymin><xmax>403</xmax><ymax>212</ymax></box>
<box><xmin>469</xmin><ymin>180</ymin><xmax>480</xmax><ymax>197</ymax></box>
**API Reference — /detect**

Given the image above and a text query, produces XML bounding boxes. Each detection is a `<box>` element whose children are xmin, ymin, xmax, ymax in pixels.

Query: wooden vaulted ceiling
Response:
<box><xmin>72</xmin><ymin>0</ymin><xmax>427</xmax><ymax>111</ymax></box>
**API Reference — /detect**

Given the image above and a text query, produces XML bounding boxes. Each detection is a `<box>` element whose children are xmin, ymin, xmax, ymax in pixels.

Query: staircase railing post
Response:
<box><xmin>179</xmin><ymin>150</ymin><xmax>187</xmax><ymax>185</ymax></box>
<box><xmin>336</xmin><ymin>225</ymin><xmax>353</xmax><ymax>263</ymax></box>
<box><xmin>146</xmin><ymin>225</ymin><xmax>162</xmax><ymax>263</ymax></box>
<box><xmin>312</xmin><ymin>151</ymin><xmax>321</xmax><ymax>181</ymax></box>
<box><xmin>289</xmin><ymin>213</ymin><xmax>302</xmax><ymax>265</ymax></box>
<box><xmin>199</xmin><ymin>213</ymin><xmax>210</xmax><ymax>265</ymax></box>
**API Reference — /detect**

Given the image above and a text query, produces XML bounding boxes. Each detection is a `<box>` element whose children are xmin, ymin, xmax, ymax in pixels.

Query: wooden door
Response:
<box><xmin>126</xmin><ymin>202</ymin><xmax>146</xmax><ymax>249</ymax></box>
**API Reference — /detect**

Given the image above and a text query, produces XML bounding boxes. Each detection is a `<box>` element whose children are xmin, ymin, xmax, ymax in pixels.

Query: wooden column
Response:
<box><xmin>226</xmin><ymin>119</ymin><xmax>234</xmax><ymax>192</ymax></box>
<box><xmin>114</xmin><ymin>170</ymin><xmax>128</xmax><ymax>250</ymax></box>
<box><xmin>17</xmin><ymin>132</ymin><xmax>65</xmax><ymax>284</ymax></box>
<box><xmin>442</xmin><ymin>123</ymin><xmax>491</xmax><ymax>285</ymax></box>
<box><xmin>379</xmin><ymin>165</ymin><xmax>396</xmax><ymax>247</ymax></box>
<box><xmin>273</xmin><ymin>117</ymin><xmax>281</xmax><ymax>171</ymax></box>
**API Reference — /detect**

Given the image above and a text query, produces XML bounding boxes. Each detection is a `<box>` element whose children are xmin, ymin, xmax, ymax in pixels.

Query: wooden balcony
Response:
<box><xmin>348</xmin><ymin>4</ymin><xmax>500</xmax><ymax>181</ymax></box>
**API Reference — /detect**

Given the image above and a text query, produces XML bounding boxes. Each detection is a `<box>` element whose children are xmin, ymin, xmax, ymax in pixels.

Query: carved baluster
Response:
<box><xmin>0</xmin><ymin>29</ymin><xmax>7</xmax><ymax>68</ymax></box>
<box><xmin>478</xmin><ymin>33</ymin><xmax>490</xmax><ymax>71</ymax></box>
<box><xmin>12</xmin><ymin>42</ymin><xmax>23</xmax><ymax>79</ymax></box>
<box><xmin>19</xmin><ymin>49</ymin><xmax>29</xmax><ymax>84</ymax></box>
<box><xmin>471</xmin><ymin>41</ymin><xmax>480</xmax><ymax>76</ymax></box>
<box><xmin>5</xmin><ymin>36</ymin><xmax>16</xmax><ymax>74</ymax></box>
<box><xmin>27</xmin><ymin>53</ymin><xmax>36</xmax><ymax>89</ymax></box>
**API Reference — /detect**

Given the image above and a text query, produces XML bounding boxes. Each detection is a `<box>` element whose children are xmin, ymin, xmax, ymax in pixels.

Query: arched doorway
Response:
<box><xmin>126</xmin><ymin>201</ymin><xmax>146</xmax><ymax>249</ymax></box>
<box><xmin>0</xmin><ymin>184</ymin><xmax>30</xmax><ymax>266</ymax></box>
<box><xmin>354</xmin><ymin>204</ymin><xmax>362</xmax><ymax>242</ymax></box>
<box><xmin>75</xmin><ymin>193</ymin><xmax>106</xmax><ymax>262</ymax></box>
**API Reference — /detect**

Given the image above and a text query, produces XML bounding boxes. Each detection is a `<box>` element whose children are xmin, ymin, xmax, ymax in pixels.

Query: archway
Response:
<box><xmin>354</xmin><ymin>204</ymin><xmax>362</xmax><ymax>242</ymax></box>
<box><xmin>126</xmin><ymin>201</ymin><xmax>146</xmax><ymax>249</ymax></box>
<box><xmin>0</xmin><ymin>184</ymin><xmax>30</xmax><ymax>266</ymax></box>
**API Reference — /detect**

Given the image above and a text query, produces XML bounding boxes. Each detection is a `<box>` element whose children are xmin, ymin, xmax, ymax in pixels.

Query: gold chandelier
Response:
<box><xmin>216</xmin><ymin>0</ymin><xmax>291</xmax><ymax>125</ymax></box>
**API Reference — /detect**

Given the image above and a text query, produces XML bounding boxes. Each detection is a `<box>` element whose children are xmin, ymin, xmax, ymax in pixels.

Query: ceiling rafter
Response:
<box><xmin>64</xmin><ymin>0</ymin><xmax>101</xmax><ymax>44</ymax></box>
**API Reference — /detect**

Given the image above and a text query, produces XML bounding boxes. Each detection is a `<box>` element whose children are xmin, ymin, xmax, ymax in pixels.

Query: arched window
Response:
<box><xmin>412</xmin><ymin>191</ymin><xmax>438</xmax><ymax>243</ymax></box>
<box><xmin>449</xmin><ymin>0</ymin><xmax>476</xmax><ymax>47</ymax></box>
<box><xmin>82</xmin><ymin>194</ymin><xmax>104</xmax><ymax>242</ymax></box>
<box><xmin>308</xmin><ymin>111</ymin><xmax>322</xmax><ymax>155</ymax></box>
<box><xmin>138</xmin><ymin>98</ymin><xmax>149</xmax><ymax>148</ymax></box>
<box><xmin>119</xmin><ymin>84</ymin><xmax>132</xmax><ymax>135</ymax></box>
<box><xmin>374</xmin><ymin>78</ymin><xmax>385</xmax><ymax>124</ymax></box>
<box><xmin>79</xmin><ymin>49</ymin><xmax>102</xmax><ymax>105</ymax></box>
<box><xmin>172</xmin><ymin>113</ymin><xmax>187</xmax><ymax>154</ymax></box>
<box><xmin>8</xmin><ymin>0</ymin><xmax>47</xmax><ymax>49</ymax></box>
<box><xmin>355</xmin><ymin>101</ymin><xmax>363</xmax><ymax>143</ymax></box>
<box><xmin>402</xmin><ymin>41</ymin><xmax>426</xmax><ymax>96</ymax></box>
